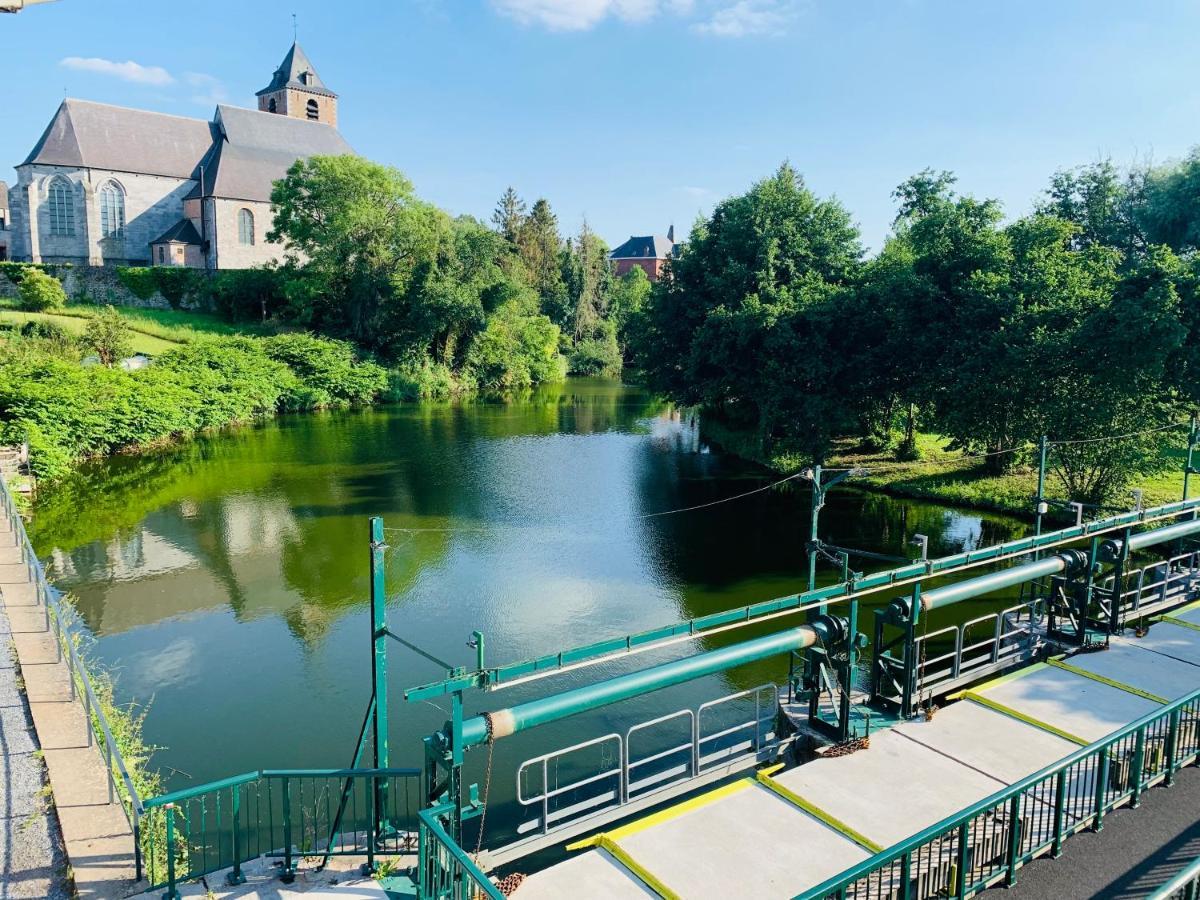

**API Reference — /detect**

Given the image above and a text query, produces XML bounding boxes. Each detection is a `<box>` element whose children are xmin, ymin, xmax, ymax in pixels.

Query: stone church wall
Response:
<box><xmin>0</xmin><ymin>264</ymin><xmax>210</xmax><ymax>310</ymax></box>
<box><xmin>209</xmin><ymin>199</ymin><xmax>286</xmax><ymax>270</ymax></box>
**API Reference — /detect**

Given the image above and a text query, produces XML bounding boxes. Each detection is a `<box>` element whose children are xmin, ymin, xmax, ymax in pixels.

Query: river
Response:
<box><xmin>28</xmin><ymin>378</ymin><xmax>1029</xmax><ymax>844</ymax></box>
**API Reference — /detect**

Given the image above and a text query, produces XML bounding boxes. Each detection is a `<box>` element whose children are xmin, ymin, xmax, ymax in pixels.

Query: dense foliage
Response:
<box><xmin>0</xmin><ymin>332</ymin><xmax>385</xmax><ymax>480</ymax></box>
<box><xmin>18</xmin><ymin>269</ymin><xmax>68</xmax><ymax>311</ymax></box>
<box><xmin>634</xmin><ymin>160</ymin><xmax>1200</xmax><ymax>504</ymax></box>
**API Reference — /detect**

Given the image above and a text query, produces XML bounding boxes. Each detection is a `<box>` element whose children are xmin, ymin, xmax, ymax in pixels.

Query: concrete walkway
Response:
<box><xmin>0</xmin><ymin>516</ymin><xmax>70</xmax><ymax>899</ymax></box>
<box><xmin>517</xmin><ymin>609</ymin><xmax>1200</xmax><ymax>899</ymax></box>
<box><xmin>1</xmin><ymin>502</ymin><xmax>137</xmax><ymax>899</ymax></box>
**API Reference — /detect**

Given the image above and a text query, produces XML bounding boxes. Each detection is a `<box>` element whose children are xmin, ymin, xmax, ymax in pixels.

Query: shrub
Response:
<box><xmin>568</xmin><ymin>335</ymin><xmax>623</xmax><ymax>378</ymax></box>
<box><xmin>465</xmin><ymin>300</ymin><xmax>563</xmax><ymax>392</ymax></box>
<box><xmin>82</xmin><ymin>306</ymin><xmax>134</xmax><ymax>366</ymax></box>
<box><xmin>18</xmin><ymin>269</ymin><xmax>68</xmax><ymax>311</ymax></box>
<box><xmin>261</xmin><ymin>332</ymin><xmax>386</xmax><ymax>406</ymax></box>
<box><xmin>385</xmin><ymin>360</ymin><xmax>466</xmax><ymax>401</ymax></box>
<box><xmin>115</xmin><ymin>267</ymin><xmax>159</xmax><ymax>301</ymax></box>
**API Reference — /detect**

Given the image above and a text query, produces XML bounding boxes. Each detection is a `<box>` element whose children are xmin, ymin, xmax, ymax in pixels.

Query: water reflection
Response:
<box><xmin>30</xmin><ymin>378</ymin><xmax>1027</xmax><ymax>816</ymax></box>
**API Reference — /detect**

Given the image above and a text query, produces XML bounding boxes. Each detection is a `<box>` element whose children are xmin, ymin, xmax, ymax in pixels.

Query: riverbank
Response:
<box><xmin>700</xmin><ymin>422</ymin><xmax>1189</xmax><ymax>520</ymax></box>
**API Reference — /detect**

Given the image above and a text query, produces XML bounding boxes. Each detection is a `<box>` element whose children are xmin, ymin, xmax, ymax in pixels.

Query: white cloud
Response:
<box><xmin>59</xmin><ymin>56</ymin><xmax>174</xmax><ymax>86</ymax></box>
<box><xmin>491</xmin><ymin>0</ymin><xmax>795</xmax><ymax>36</ymax></box>
<box><xmin>491</xmin><ymin>0</ymin><xmax>692</xmax><ymax>31</ymax></box>
<box><xmin>681</xmin><ymin>185</ymin><xmax>712</xmax><ymax>198</ymax></box>
<box><xmin>184</xmin><ymin>72</ymin><xmax>230</xmax><ymax>108</ymax></box>
<box><xmin>693</xmin><ymin>0</ymin><xmax>797</xmax><ymax>37</ymax></box>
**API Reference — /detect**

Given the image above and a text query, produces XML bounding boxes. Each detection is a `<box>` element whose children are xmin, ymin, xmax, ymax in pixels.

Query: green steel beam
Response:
<box><xmin>456</xmin><ymin>618</ymin><xmax>844</xmax><ymax>748</ymax></box>
<box><xmin>403</xmin><ymin>497</ymin><xmax>1200</xmax><ymax>702</ymax></box>
<box><xmin>1100</xmin><ymin>517</ymin><xmax>1200</xmax><ymax>562</ymax></box>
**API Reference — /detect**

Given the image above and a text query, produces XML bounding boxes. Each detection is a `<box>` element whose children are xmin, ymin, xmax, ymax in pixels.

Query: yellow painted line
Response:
<box><xmin>1046</xmin><ymin>658</ymin><xmax>1168</xmax><ymax>704</ymax></box>
<box><xmin>596</xmin><ymin>836</ymin><xmax>681</xmax><ymax>900</ymax></box>
<box><xmin>963</xmin><ymin>692</ymin><xmax>1089</xmax><ymax>746</ymax></box>
<box><xmin>947</xmin><ymin>661</ymin><xmax>1048</xmax><ymax>700</ymax></box>
<box><xmin>567</xmin><ymin>778</ymin><xmax>755</xmax><ymax>849</ymax></box>
<box><xmin>759</xmin><ymin>762</ymin><xmax>786</xmax><ymax>777</ymax></box>
<box><xmin>1166</xmin><ymin>597</ymin><xmax>1200</xmax><ymax>615</ymax></box>
<box><xmin>1158</xmin><ymin>616</ymin><xmax>1200</xmax><ymax>634</ymax></box>
<box><xmin>755</xmin><ymin>771</ymin><xmax>884</xmax><ymax>853</ymax></box>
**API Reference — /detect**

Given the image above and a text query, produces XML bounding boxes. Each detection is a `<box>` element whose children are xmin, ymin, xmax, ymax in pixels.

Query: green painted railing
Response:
<box><xmin>1148</xmin><ymin>854</ymin><xmax>1200</xmax><ymax>900</ymax></box>
<box><xmin>418</xmin><ymin>804</ymin><xmax>505</xmax><ymax>900</ymax></box>
<box><xmin>142</xmin><ymin>767</ymin><xmax>420</xmax><ymax>898</ymax></box>
<box><xmin>0</xmin><ymin>471</ymin><xmax>148</xmax><ymax>878</ymax></box>
<box><xmin>795</xmin><ymin>686</ymin><xmax>1200</xmax><ymax>899</ymax></box>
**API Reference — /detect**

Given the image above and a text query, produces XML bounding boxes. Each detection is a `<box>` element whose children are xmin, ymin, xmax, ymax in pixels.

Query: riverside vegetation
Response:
<box><xmin>633</xmin><ymin>156</ymin><xmax>1200</xmax><ymax>512</ymax></box>
<box><xmin>4</xmin><ymin>151</ymin><xmax>1200</xmax><ymax>513</ymax></box>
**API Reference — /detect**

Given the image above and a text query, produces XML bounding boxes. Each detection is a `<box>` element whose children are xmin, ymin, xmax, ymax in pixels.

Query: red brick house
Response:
<box><xmin>609</xmin><ymin>225</ymin><xmax>678</xmax><ymax>281</ymax></box>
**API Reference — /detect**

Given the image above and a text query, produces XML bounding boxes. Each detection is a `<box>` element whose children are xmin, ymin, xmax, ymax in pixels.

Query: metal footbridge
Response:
<box><xmin>106</xmin><ymin>489</ymin><xmax>1200</xmax><ymax>899</ymax></box>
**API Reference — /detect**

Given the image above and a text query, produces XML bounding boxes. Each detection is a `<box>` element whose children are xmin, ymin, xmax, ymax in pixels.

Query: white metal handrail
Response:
<box><xmin>915</xmin><ymin>600</ymin><xmax>1041</xmax><ymax>695</ymax></box>
<box><xmin>514</xmin><ymin>682</ymin><xmax>779</xmax><ymax>837</ymax></box>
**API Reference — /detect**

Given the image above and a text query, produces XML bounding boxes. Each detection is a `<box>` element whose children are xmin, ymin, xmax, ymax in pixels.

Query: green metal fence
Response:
<box><xmin>0</xmin><ymin>470</ymin><xmax>148</xmax><ymax>877</ymax></box>
<box><xmin>1148</xmin><ymin>854</ymin><xmax>1200</xmax><ymax>900</ymax></box>
<box><xmin>795</xmin><ymin>686</ymin><xmax>1200</xmax><ymax>899</ymax></box>
<box><xmin>418</xmin><ymin>805</ymin><xmax>505</xmax><ymax>900</ymax></box>
<box><xmin>142</xmin><ymin>768</ymin><xmax>420</xmax><ymax>898</ymax></box>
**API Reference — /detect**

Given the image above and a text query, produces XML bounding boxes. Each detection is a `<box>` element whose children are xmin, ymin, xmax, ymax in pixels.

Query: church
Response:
<box><xmin>7</xmin><ymin>43</ymin><xmax>351</xmax><ymax>269</ymax></box>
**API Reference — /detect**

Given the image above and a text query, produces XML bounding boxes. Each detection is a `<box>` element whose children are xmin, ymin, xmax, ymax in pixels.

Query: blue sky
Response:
<box><xmin>4</xmin><ymin>0</ymin><xmax>1200</xmax><ymax>251</ymax></box>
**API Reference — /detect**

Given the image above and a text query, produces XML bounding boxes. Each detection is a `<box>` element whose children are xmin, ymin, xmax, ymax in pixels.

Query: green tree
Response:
<box><xmin>18</xmin><ymin>269</ymin><xmax>68</xmax><ymax>312</ymax></box>
<box><xmin>83</xmin><ymin>306</ymin><xmax>134</xmax><ymax>366</ymax></box>
<box><xmin>1038</xmin><ymin>159</ymin><xmax>1146</xmax><ymax>256</ymax></box>
<box><xmin>1142</xmin><ymin>149</ymin><xmax>1200</xmax><ymax>254</ymax></box>
<box><xmin>633</xmin><ymin>163</ymin><xmax>863</xmax><ymax>461</ymax></box>
<box><xmin>517</xmin><ymin>199</ymin><xmax>568</xmax><ymax>320</ymax></box>
<box><xmin>491</xmin><ymin>186</ymin><xmax>526</xmax><ymax>243</ymax></box>
<box><xmin>268</xmin><ymin>155</ymin><xmax>441</xmax><ymax>347</ymax></box>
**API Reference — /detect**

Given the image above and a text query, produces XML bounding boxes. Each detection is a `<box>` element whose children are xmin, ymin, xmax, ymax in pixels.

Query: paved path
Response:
<box><xmin>0</xmin><ymin>516</ymin><xmax>70</xmax><ymax>900</ymax></box>
<box><xmin>1010</xmin><ymin>763</ymin><xmax>1200</xmax><ymax>899</ymax></box>
<box><xmin>1</xmin><ymin>498</ymin><xmax>137</xmax><ymax>899</ymax></box>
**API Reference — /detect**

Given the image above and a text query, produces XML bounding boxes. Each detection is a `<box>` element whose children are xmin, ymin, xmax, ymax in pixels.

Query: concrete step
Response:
<box><xmin>0</xmin><ymin>544</ymin><xmax>24</xmax><ymax>565</ymax></box>
<box><xmin>0</xmin><ymin>561</ymin><xmax>32</xmax><ymax>584</ymax></box>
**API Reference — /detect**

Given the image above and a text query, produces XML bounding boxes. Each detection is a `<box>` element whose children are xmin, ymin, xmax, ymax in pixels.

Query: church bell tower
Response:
<box><xmin>256</xmin><ymin>43</ymin><xmax>338</xmax><ymax>128</ymax></box>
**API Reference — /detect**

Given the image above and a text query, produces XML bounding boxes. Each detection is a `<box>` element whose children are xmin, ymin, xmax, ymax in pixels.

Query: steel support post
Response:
<box><xmin>1034</xmin><ymin>435</ymin><xmax>1048</xmax><ymax>557</ymax></box>
<box><xmin>1005</xmin><ymin>794</ymin><xmax>1022</xmax><ymax>886</ymax></box>
<box><xmin>1132</xmin><ymin>727</ymin><xmax>1146</xmax><ymax>808</ymax></box>
<box><xmin>368</xmin><ymin>516</ymin><xmax>389</xmax><ymax>854</ymax></box>
<box><xmin>1185</xmin><ymin>416</ymin><xmax>1198</xmax><ymax>503</ymax></box>
<box><xmin>450</xmin><ymin>689</ymin><xmax>465</xmax><ymax>844</ymax></box>
<box><xmin>808</xmin><ymin>465</ymin><xmax>823</xmax><ymax>601</ymax></box>
<box><xmin>1051</xmin><ymin>771</ymin><xmax>1067</xmax><ymax>857</ymax></box>
<box><xmin>1110</xmin><ymin>528</ymin><xmax>1131</xmax><ymax>635</ymax></box>
<box><xmin>838</xmin><ymin>597</ymin><xmax>859</xmax><ymax>741</ymax></box>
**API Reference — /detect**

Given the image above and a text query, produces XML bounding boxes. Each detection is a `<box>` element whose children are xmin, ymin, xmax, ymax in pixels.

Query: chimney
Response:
<box><xmin>667</xmin><ymin>224</ymin><xmax>675</xmax><ymax>243</ymax></box>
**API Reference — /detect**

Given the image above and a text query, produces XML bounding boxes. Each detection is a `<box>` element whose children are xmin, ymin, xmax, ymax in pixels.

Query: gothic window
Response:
<box><xmin>99</xmin><ymin>181</ymin><xmax>125</xmax><ymax>238</ymax></box>
<box><xmin>268</xmin><ymin>98</ymin><xmax>277</xmax><ymax>113</ymax></box>
<box><xmin>238</xmin><ymin>208</ymin><xmax>255</xmax><ymax>246</ymax></box>
<box><xmin>48</xmin><ymin>177</ymin><xmax>74</xmax><ymax>236</ymax></box>
<box><xmin>306</xmin><ymin>99</ymin><xmax>319</xmax><ymax>121</ymax></box>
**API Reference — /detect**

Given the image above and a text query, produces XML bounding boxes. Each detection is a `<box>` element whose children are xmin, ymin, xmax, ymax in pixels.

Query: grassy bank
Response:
<box><xmin>0</xmin><ymin>300</ymin><xmax>278</xmax><ymax>351</ymax></box>
<box><xmin>0</xmin><ymin>331</ymin><xmax>386</xmax><ymax>481</ymax></box>
<box><xmin>701</xmin><ymin>422</ymin><xmax>1189</xmax><ymax>519</ymax></box>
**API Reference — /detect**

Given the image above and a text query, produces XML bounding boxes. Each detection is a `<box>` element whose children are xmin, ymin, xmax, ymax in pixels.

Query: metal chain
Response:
<box><xmin>473</xmin><ymin>713</ymin><xmax>496</xmax><ymax>864</ymax></box>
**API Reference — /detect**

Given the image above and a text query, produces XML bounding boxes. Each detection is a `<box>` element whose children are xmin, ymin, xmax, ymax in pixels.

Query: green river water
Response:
<box><xmin>27</xmin><ymin>378</ymin><xmax>1029</xmax><ymax>843</ymax></box>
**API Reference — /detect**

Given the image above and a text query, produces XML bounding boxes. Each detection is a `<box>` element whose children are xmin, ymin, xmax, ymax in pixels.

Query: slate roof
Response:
<box><xmin>150</xmin><ymin>219</ymin><xmax>202</xmax><ymax>245</ymax></box>
<box><xmin>21</xmin><ymin>99</ymin><xmax>217</xmax><ymax>179</ymax></box>
<box><xmin>256</xmin><ymin>42</ymin><xmax>337</xmax><ymax>98</ymax></box>
<box><xmin>609</xmin><ymin>235</ymin><xmax>677</xmax><ymax>260</ymax></box>
<box><xmin>185</xmin><ymin>105</ymin><xmax>354</xmax><ymax>203</ymax></box>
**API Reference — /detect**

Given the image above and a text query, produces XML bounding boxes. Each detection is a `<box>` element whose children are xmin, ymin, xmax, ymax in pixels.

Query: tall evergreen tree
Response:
<box><xmin>491</xmin><ymin>187</ymin><xmax>526</xmax><ymax>244</ymax></box>
<box><xmin>518</xmin><ymin>199</ymin><xmax>568</xmax><ymax>319</ymax></box>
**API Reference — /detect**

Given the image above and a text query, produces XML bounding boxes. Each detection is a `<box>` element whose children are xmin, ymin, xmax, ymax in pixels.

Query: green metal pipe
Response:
<box><xmin>1101</xmin><ymin>517</ymin><xmax>1200</xmax><ymax>562</ymax></box>
<box><xmin>459</xmin><ymin>618</ymin><xmax>843</xmax><ymax>748</ymax></box>
<box><xmin>902</xmin><ymin>550</ymin><xmax>1089</xmax><ymax>614</ymax></box>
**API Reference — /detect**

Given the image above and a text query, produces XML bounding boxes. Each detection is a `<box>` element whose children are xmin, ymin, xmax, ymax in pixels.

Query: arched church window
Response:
<box><xmin>238</xmin><ymin>208</ymin><xmax>255</xmax><ymax>246</ymax></box>
<box><xmin>48</xmin><ymin>177</ymin><xmax>74</xmax><ymax>236</ymax></box>
<box><xmin>268</xmin><ymin>98</ymin><xmax>277</xmax><ymax>113</ymax></box>
<box><xmin>306</xmin><ymin>99</ymin><xmax>319</xmax><ymax>121</ymax></box>
<box><xmin>99</xmin><ymin>181</ymin><xmax>125</xmax><ymax>238</ymax></box>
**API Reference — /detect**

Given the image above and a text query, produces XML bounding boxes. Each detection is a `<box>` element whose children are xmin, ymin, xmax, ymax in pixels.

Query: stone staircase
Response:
<box><xmin>0</xmin><ymin>443</ymin><xmax>33</xmax><ymax>494</ymax></box>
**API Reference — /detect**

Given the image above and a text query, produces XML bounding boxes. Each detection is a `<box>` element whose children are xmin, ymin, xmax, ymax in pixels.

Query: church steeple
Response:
<box><xmin>256</xmin><ymin>42</ymin><xmax>338</xmax><ymax>128</ymax></box>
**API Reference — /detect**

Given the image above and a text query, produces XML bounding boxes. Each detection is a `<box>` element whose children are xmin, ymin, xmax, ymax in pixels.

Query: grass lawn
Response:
<box><xmin>0</xmin><ymin>301</ymin><xmax>279</xmax><ymax>351</ymax></box>
<box><xmin>704</xmin><ymin>422</ymin><xmax>1191</xmax><ymax>520</ymax></box>
<box><xmin>0</xmin><ymin>308</ymin><xmax>183</xmax><ymax>356</ymax></box>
